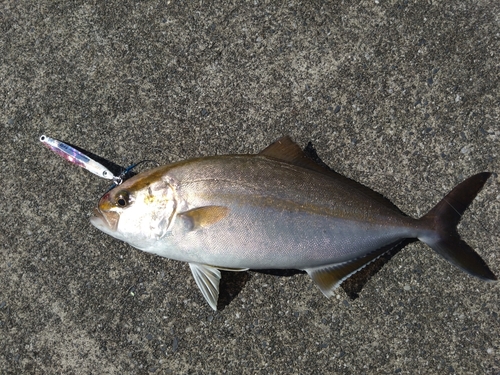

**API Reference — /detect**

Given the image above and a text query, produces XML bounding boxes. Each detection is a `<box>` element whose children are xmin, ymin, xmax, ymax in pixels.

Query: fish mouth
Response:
<box><xmin>90</xmin><ymin>207</ymin><xmax>119</xmax><ymax>233</ymax></box>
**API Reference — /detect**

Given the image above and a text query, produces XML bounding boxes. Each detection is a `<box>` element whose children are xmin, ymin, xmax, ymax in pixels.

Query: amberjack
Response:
<box><xmin>91</xmin><ymin>137</ymin><xmax>497</xmax><ymax>310</ymax></box>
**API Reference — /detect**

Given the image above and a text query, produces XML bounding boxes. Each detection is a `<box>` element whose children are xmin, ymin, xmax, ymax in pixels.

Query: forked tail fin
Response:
<box><xmin>419</xmin><ymin>172</ymin><xmax>497</xmax><ymax>281</ymax></box>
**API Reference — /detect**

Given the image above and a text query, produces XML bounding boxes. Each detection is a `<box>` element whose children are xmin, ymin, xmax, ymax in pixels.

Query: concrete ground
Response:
<box><xmin>1</xmin><ymin>1</ymin><xmax>499</xmax><ymax>374</ymax></box>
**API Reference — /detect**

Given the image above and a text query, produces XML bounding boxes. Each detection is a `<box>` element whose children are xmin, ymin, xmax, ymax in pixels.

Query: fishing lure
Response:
<box><xmin>40</xmin><ymin>135</ymin><xmax>155</xmax><ymax>189</ymax></box>
<box><xmin>40</xmin><ymin>135</ymin><xmax>119</xmax><ymax>182</ymax></box>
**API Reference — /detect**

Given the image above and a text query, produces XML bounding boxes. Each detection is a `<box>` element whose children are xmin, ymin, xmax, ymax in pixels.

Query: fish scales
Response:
<box><xmin>150</xmin><ymin>155</ymin><xmax>417</xmax><ymax>267</ymax></box>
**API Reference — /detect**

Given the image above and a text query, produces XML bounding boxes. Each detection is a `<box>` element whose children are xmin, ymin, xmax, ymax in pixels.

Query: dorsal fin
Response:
<box><xmin>259</xmin><ymin>136</ymin><xmax>335</xmax><ymax>175</ymax></box>
<box><xmin>259</xmin><ymin>137</ymin><xmax>404</xmax><ymax>213</ymax></box>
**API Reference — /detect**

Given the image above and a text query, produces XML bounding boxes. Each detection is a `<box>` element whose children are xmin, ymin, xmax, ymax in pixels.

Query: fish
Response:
<box><xmin>90</xmin><ymin>136</ymin><xmax>497</xmax><ymax>310</ymax></box>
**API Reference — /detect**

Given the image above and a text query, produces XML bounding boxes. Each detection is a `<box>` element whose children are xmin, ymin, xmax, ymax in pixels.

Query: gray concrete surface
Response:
<box><xmin>1</xmin><ymin>1</ymin><xmax>499</xmax><ymax>374</ymax></box>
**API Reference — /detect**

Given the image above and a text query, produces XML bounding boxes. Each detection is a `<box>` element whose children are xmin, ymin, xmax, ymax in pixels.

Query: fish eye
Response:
<box><xmin>115</xmin><ymin>191</ymin><xmax>130</xmax><ymax>207</ymax></box>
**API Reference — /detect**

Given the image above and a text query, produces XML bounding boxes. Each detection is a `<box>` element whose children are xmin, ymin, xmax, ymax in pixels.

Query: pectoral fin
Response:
<box><xmin>180</xmin><ymin>206</ymin><xmax>229</xmax><ymax>231</ymax></box>
<box><xmin>189</xmin><ymin>263</ymin><xmax>221</xmax><ymax>310</ymax></box>
<box><xmin>305</xmin><ymin>241</ymin><xmax>402</xmax><ymax>297</ymax></box>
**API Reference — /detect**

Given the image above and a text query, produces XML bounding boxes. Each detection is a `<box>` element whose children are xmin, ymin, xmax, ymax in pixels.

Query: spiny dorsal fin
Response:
<box><xmin>305</xmin><ymin>240</ymin><xmax>403</xmax><ymax>297</ymax></box>
<box><xmin>180</xmin><ymin>206</ymin><xmax>229</xmax><ymax>231</ymax></box>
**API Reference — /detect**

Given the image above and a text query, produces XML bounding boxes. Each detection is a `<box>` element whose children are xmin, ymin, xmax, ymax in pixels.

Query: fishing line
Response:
<box><xmin>106</xmin><ymin>159</ymin><xmax>160</xmax><ymax>191</ymax></box>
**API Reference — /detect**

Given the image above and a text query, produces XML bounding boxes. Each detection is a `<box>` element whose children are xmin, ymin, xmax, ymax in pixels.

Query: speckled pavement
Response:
<box><xmin>1</xmin><ymin>1</ymin><xmax>499</xmax><ymax>374</ymax></box>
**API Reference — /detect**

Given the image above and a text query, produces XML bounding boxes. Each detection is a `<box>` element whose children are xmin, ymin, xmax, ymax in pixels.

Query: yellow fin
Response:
<box><xmin>180</xmin><ymin>206</ymin><xmax>229</xmax><ymax>230</ymax></box>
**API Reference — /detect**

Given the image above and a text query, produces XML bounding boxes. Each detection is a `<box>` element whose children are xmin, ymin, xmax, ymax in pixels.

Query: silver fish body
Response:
<box><xmin>111</xmin><ymin>155</ymin><xmax>419</xmax><ymax>267</ymax></box>
<box><xmin>91</xmin><ymin>137</ymin><xmax>497</xmax><ymax>309</ymax></box>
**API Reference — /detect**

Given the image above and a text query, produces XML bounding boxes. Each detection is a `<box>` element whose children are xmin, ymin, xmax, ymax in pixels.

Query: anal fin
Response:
<box><xmin>305</xmin><ymin>241</ymin><xmax>403</xmax><ymax>297</ymax></box>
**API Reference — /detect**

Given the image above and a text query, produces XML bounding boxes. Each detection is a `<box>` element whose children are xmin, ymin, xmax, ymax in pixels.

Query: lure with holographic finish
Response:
<box><xmin>40</xmin><ymin>135</ymin><xmax>157</xmax><ymax>191</ymax></box>
<box><xmin>40</xmin><ymin>135</ymin><xmax>117</xmax><ymax>181</ymax></box>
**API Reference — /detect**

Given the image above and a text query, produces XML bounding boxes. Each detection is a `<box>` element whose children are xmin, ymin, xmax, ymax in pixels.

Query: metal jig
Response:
<box><xmin>40</xmin><ymin>135</ymin><xmax>157</xmax><ymax>190</ymax></box>
<box><xmin>40</xmin><ymin>135</ymin><xmax>116</xmax><ymax>180</ymax></box>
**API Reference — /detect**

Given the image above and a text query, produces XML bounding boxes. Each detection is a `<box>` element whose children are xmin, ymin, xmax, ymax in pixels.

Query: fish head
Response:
<box><xmin>90</xmin><ymin>169</ymin><xmax>177</xmax><ymax>249</ymax></box>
